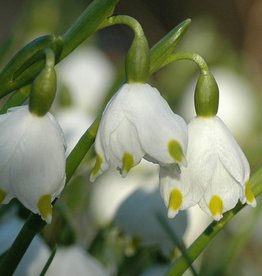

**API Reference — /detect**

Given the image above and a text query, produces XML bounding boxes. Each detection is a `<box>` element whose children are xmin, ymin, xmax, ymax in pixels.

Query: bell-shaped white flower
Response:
<box><xmin>160</xmin><ymin>116</ymin><xmax>256</xmax><ymax>221</ymax></box>
<box><xmin>0</xmin><ymin>106</ymin><xmax>66</xmax><ymax>223</ymax></box>
<box><xmin>90</xmin><ymin>83</ymin><xmax>188</xmax><ymax>181</ymax></box>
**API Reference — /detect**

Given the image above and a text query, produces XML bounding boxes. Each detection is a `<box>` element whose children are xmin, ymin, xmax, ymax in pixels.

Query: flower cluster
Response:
<box><xmin>91</xmin><ymin>72</ymin><xmax>256</xmax><ymax>221</ymax></box>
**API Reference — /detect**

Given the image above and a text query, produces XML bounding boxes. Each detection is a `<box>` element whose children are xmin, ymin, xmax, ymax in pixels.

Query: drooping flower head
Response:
<box><xmin>0</xmin><ymin>49</ymin><xmax>66</xmax><ymax>223</ymax></box>
<box><xmin>0</xmin><ymin>106</ymin><xmax>66</xmax><ymax>223</ymax></box>
<box><xmin>90</xmin><ymin>83</ymin><xmax>188</xmax><ymax>181</ymax></box>
<box><xmin>160</xmin><ymin>70</ymin><xmax>256</xmax><ymax>220</ymax></box>
<box><xmin>90</xmin><ymin>21</ymin><xmax>188</xmax><ymax>181</ymax></box>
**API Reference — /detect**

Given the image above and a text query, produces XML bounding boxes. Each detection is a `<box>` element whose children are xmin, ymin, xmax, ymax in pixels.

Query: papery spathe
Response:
<box><xmin>91</xmin><ymin>83</ymin><xmax>188</xmax><ymax>181</ymax></box>
<box><xmin>0</xmin><ymin>106</ymin><xmax>66</xmax><ymax>223</ymax></box>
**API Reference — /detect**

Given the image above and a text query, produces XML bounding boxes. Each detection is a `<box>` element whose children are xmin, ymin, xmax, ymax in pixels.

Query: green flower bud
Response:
<box><xmin>194</xmin><ymin>71</ymin><xmax>219</xmax><ymax>117</ymax></box>
<box><xmin>29</xmin><ymin>49</ymin><xmax>56</xmax><ymax>116</ymax></box>
<box><xmin>125</xmin><ymin>34</ymin><xmax>150</xmax><ymax>83</ymax></box>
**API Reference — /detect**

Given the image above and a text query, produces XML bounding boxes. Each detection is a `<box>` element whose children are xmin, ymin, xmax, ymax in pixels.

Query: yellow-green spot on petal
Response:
<box><xmin>168</xmin><ymin>188</ymin><xmax>183</xmax><ymax>211</ymax></box>
<box><xmin>91</xmin><ymin>154</ymin><xmax>103</xmax><ymax>178</ymax></box>
<box><xmin>122</xmin><ymin>152</ymin><xmax>134</xmax><ymax>176</ymax></box>
<box><xmin>168</xmin><ymin>140</ymin><xmax>183</xmax><ymax>163</ymax></box>
<box><xmin>245</xmin><ymin>182</ymin><xmax>256</xmax><ymax>207</ymax></box>
<box><xmin>209</xmin><ymin>195</ymin><xmax>223</xmax><ymax>220</ymax></box>
<box><xmin>0</xmin><ymin>189</ymin><xmax>6</xmax><ymax>203</ymax></box>
<box><xmin>37</xmin><ymin>194</ymin><xmax>52</xmax><ymax>224</ymax></box>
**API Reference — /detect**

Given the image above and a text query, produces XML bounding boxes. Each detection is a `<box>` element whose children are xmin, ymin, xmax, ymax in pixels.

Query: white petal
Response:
<box><xmin>122</xmin><ymin>83</ymin><xmax>188</xmax><ymax>165</ymax></box>
<box><xmin>0</xmin><ymin>107</ymin><xmax>33</xmax><ymax>202</ymax></box>
<box><xmin>211</xmin><ymin>116</ymin><xmax>249</xmax><ymax>184</ymax></box>
<box><xmin>8</xmin><ymin>110</ymin><xmax>66</xmax><ymax>214</ymax></box>
<box><xmin>199</xmin><ymin>159</ymin><xmax>243</xmax><ymax>217</ymax></box>
<box><xmin>159</xmin><ymin>164</ymin><xmax>202</xmax><ymax>215</ymax></box>
<box><xmin>108</xmin><ymin>118</ymin><xmax>144</xmax><ymax>170</ymax></box>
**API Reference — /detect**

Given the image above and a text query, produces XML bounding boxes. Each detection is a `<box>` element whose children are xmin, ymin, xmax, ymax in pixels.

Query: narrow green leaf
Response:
<box><xmin>0</xmin><ymin>35</ymin><xmax>62</xmax><ymax>97</ymax></box>
<box><xmin>149</xmin><ymin>19</ymin><xmax>191</xmax><ymax>74</ymax></box>
<box><xmin>0</xmin><ymin>85</ymin><xmax>30</xmax><ymax>114</ymax></box>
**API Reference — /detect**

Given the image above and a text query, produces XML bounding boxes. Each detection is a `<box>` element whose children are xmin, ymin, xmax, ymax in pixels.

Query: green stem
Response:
<box><xmin>99</xmin><ymin>15</ymin><xmax>144</xmax><ymax>37</ymax></box>
<box><xmin>163</xmin><ymin>52</ymin><xmax>209</xmax><ymax>74</ymax></box>
<box><xmin>98</xmin><ymin>15</ymin><xmax>149</xmax><ymax>83</ymax></box>
<box><xmin>167</xmin><ymin>168</ymin><xmax>262</xmax><ymax>275</ymax></box>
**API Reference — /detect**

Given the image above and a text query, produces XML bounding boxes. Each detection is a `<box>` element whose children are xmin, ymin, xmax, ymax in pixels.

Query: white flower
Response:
<box><xmin>0</xmin><ymin>106</ymin><xmax>66</xmax><ymax>223</ymax></box>
<box><xmin>90</xmin><ymin>83</ymin><xmax>188</xmax><ymax>181</ymax></box>
<box><xmin>160</xmin><ymin>116</ymin><xmax>256</xmax><ymax>221</ymax></box>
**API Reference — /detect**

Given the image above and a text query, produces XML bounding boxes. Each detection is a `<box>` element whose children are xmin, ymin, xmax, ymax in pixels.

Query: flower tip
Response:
<box><xmin>45</xmin><ymin>214</ymin><xmax>52</xmax><ymax>224</ymax></box>
<box><xmin>168</xmin><ymin>188</ymin><xmax>183</xmax><ymax>218</ymax></box>
<box><xmin>245</xmin><ymin>183</ymin><xmax>256</xmax><ymax>208</ymax></box>
<box><xmin>167</xmin><ymin>208</ymin><xmax>178</xmax><ymax>219</ymax></box>
<box><xmin>247</xmin><ymin>198</ymin><xmax>257</xmax><ymax>208</ymax></box>
<box><xmin>121</xmin><ymin>152</ymin><xmax>135</xmax><ymax>177</ymax></box>
<box><xmin>91</xmin><ymin>155</ymin><xmax>104</xmax><ymax>180</ymax></box>
<box><xmin>213</xmin><ymin>213</ymin><xmax>223</xmax><ymax>221</ymax></box>
<box><xmin>168</xmin><ymin>140</ymin><xmax>185</xmax><ymax>165</ymax></box>
<box><xmin>37</xmin><ymin>194</ymin><xmax>53</xmax><ymax>224</ymax></box>
<box><xmin>209</xmin><ymin>195</ymin><xmax>223</xmax><ymax>221</ymax></box>
<box><xmin>89</xmin><ymin>173</ymin><xmax>97</xmax><ymax>183</ymax></box>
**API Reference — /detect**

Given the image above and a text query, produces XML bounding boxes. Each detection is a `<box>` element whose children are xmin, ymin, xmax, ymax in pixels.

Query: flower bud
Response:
<box><xmin>194</xmin><ymin>71</ymin><xmax>219</xmax><ymax>117</ymax></box>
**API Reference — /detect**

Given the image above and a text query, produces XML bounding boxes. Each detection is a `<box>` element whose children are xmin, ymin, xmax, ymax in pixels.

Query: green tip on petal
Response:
<box><xmin>168</xmin><ymin>140</ymin><xmax>184</xmax><ymax>164</ymax></box>
<box><xmin>209</xmin><ymin>195</ymin><xmax>223</xmax><ymax>221</ymax></box>
<box><xmin>168</xmin><ymin>188</ymin><xmax>183</xmax><ymax>218</ymax></box>
<box><xmin>245</xmin><ymin>182</ymin><xmax>257</xmax><ymax>207</ymax></box>
<box><xmin>37</xmin><ymin>194</ymin><xmax>52</xmax><ymax>224</ymax></box>
<box><xmin>0</xmin><ymin>189</ymin><xmax>6</xmax><ymax>203</ymax></box>
<box><xmin>121</xmin><ymin>152</ymin><xmax>134</xmax><ymax>177</ymax></box>
<box><xmin>90</xmin><ymin>155</ymin><xmax>103</xmax><ymax>182</ymax></box>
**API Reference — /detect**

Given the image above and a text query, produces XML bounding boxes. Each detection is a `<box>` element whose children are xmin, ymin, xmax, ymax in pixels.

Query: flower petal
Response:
<box><xmin>123</xmin><ymin>83</ymin><xmax>188</xmax><ymax>165</ymax></box>
<box><xmin>9</xmin><ymin>111</ymin><xmax>66</xmax><ymax>216</ymax></box>
<box><xmin>213</xmin><ymin>116</ymin><xmax>250</xmax><ymax>184</ymax></box>
<box><xmin>198</xmin><ymin>159</ymin><xmax>243</xmax><ymax>219</ymax></box>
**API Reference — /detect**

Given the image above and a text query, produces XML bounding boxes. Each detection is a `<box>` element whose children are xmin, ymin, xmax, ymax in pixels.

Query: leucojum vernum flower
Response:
<box><xmin>160</xmin><ymin>71</ymin><xmax>256</xmax><ymax>220</ymax></box>
<box><xmin>90</xmin><ymin>23</ymin><xmax>188</xmax><ymax>182</ymax></box>
<box><xmin>0</xmin><ymin>49</ymin><xmax>66</xmax><ymax>224</ymax></box>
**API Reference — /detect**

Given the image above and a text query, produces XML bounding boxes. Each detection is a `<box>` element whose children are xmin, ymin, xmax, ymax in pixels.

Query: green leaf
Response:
<box><xmin>149</xmin><ymin>19</ymin><xmax>191</xmax><ymax>74</ymax></box>
<box><xmin>0</xmin><ymin>85</ymin><xmax>30</xmax><ymax>114</ymax></box>
<box><xmin>0</xmin><ymin>35</ymin><xmax>62</xmax><ymax>98</ymax></box>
